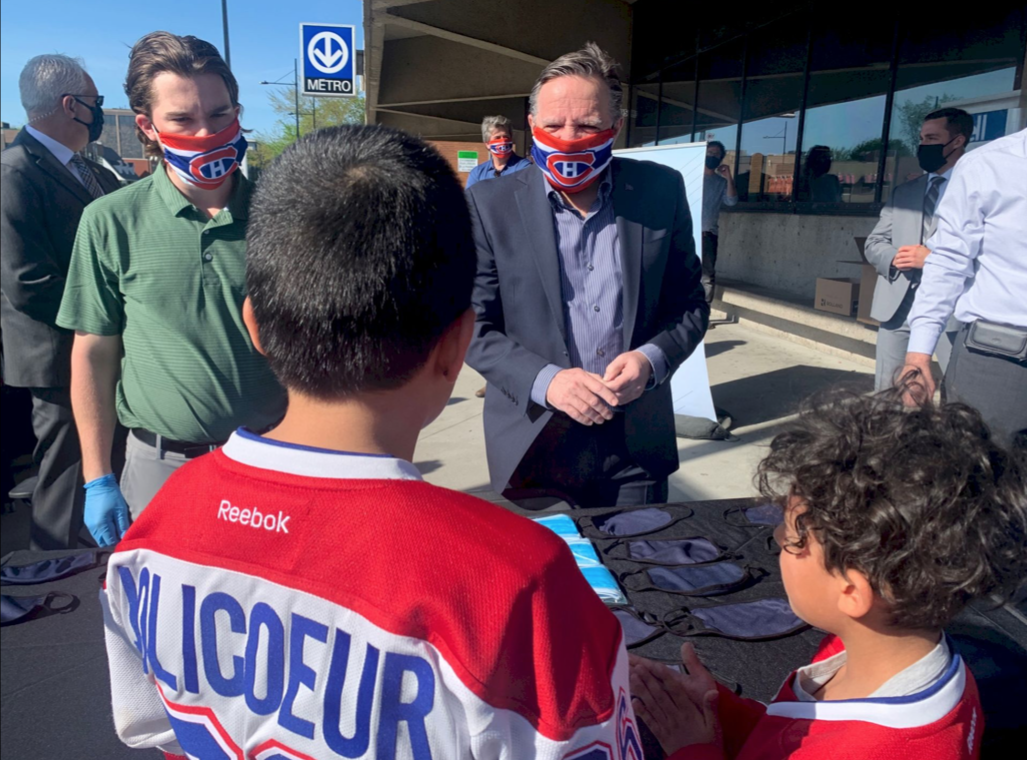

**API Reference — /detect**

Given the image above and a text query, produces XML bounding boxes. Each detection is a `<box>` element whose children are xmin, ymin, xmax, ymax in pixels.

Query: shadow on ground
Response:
<box><xmin>704</xmin><ymin>340</ymin><xmax>746</xmax><ymax>359</ymax></box>
<box><xmin>712</xmin><ymin>365</ymin><xmax>873</xmax><ymax>428</ymax></box>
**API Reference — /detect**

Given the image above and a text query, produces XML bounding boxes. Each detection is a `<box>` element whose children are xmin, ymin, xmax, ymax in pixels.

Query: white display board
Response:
<box><xmin>614</xmin><ymin>142</ymin><xmax>716</xmax><ymax>421</ymax></box>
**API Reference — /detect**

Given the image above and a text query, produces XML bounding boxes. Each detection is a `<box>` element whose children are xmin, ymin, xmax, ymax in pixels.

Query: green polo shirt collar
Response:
<box><xmin>153</xmin><ymin>162</ymin><xmax>250</xmax><ymax>223</ymax></box>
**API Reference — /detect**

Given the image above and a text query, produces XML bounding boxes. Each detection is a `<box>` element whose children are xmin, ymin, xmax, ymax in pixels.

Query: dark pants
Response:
<box><xmin>504</xmin><ymin>414</ymin><xmax>669</xmax><ymax>509</ymax></box>
<box><xmin>701</xmin><ymin>232</ymin><xmax>719</xmax><ymax>303</ymax></box>
<box><xmin>944</xmin><ymin>324</ymin><xmax>1027</xmax><ymax>451</ymax></box>
<box><xmin>28</xmin><ymin>388</ymin><xmax>85</xmax><ymax>550</ymax></box>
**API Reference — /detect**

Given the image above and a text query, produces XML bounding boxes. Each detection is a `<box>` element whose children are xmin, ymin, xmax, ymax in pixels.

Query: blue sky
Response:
<box><xmin>1</xmin><ymin>0</ymin><xmax>363</xmax><ymax>136</ymax></box>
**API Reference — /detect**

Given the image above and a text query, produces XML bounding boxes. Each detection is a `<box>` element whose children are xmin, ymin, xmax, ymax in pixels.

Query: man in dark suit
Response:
<box><xmin>1</xmin><ymin>54</ymin><xmax>120</xmax><ymax>549</ymax></box>
<box><xmin>466</xmin><ymin>43</ymin><xmax>708</xmax><ymax>509</ymax></box>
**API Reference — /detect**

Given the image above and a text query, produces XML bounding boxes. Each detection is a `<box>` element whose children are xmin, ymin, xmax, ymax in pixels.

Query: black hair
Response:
<box><xmin>707</xmin><ymin>140</ymin><xmax>726</xmax><ymax>159</ymax></box>
<box><xmin>924</xmin><ymin>107</ymin><xmax>973</xmax><ymax>147</ymax></box>
<box><xmin>246</xmin><ymin>125</ymin><xmax>476</xmax><ymax>399</ymax></box>
<box><xmin>757</xmin><ymin>383</ymin><xmax>1027</xmax><ymax>631</ymax></box>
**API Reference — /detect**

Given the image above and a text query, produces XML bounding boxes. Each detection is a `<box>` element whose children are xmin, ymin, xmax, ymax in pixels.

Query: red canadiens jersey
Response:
<box><xmin>101</xmin><ymin>429</ymin><xmax>641</xmax><ymax>760</ymax></box>
<box><xmin>671</xmin><ymin>636</ymin><xmax>984</xmax><ymax>760</ymax></box>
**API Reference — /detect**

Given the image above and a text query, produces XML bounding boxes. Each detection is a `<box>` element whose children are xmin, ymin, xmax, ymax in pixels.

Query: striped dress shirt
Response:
<box><xmin>530</xmin><ymin>173</ymin><xmax>668</xmax><ymax>407</ymax></box>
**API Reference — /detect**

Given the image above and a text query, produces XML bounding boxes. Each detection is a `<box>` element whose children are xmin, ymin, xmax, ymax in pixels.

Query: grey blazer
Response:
<box><xmin>465</xmin><ymin>159</ymin><xmax>709</xmax><ymax>493</ymax></box>
<box><xmin>865</xmin><ymin>175</ymin><xmax>930</xmax><ymax>323</ymax></box>
<box><xmin>1</xmin><ymin>129</ymin><xmax>121</xmax><ymax>388</ymax></box>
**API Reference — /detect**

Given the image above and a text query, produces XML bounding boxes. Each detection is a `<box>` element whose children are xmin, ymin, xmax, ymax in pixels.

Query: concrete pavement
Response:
<box><xmin>414</xmin><ymin>320</ymin><xmax>873</xmax><ymax>502</ymax></box>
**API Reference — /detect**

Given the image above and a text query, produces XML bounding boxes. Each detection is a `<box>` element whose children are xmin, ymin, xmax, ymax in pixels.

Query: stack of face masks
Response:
<box><xmin>533</xmin><ymin>515</ymin><xmax>627</xmax><ymax>604</ymax></box>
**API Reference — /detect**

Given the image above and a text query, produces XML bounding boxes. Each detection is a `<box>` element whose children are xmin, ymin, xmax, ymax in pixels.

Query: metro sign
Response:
<box><xmin>300</xmin><ymin>23</ymin><xmax>356</xmax><ymax>98</ymax></box>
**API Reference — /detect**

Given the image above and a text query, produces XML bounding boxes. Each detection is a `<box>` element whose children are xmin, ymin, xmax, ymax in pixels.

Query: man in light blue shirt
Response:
<box><xmin>465</xmin><ymin>115</ymin><xmax>532</xmax><ymax>188</ymax></box>
<box><xmin>902</xmin><ymin>128</ymin><xmax>1027</xmax><ymax>447</ymax></box>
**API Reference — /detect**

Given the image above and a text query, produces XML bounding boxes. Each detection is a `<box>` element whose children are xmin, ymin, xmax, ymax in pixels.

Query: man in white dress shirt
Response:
<box><xmin>902</xmin><ymin>128</ymin><xmax>1027</xmax><ymax>448</ymax></box>
<box><xmin>1</xmin><ymin>54</ymin><xmax>119</xmax><ymax>548</ymax></box>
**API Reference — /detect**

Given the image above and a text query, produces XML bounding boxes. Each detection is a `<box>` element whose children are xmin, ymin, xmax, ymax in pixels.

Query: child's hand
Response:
<box><xmin>629</xmin><ymin>644</ymin><xmax>722</xmax><ymax>755</ymax></box>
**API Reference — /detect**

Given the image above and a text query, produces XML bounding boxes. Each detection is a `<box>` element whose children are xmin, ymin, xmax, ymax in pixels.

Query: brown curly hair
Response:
<box><xmin>757</xmin><ymin>386</ymin><xmax>1027</xmax><ymax>631</ymax></box>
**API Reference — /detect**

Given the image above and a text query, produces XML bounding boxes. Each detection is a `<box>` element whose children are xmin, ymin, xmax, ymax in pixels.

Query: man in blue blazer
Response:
<box><xmin>465</xmin><ymin>43</ymin><xmax>708</xmax><ymax>509</ymax></box>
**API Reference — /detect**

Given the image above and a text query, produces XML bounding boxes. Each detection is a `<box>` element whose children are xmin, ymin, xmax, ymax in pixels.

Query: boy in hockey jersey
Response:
<box><xmin>100</xmin><ymin>126</ymin><xmax>640</xmax><ymax>759</ymax></box>
<box><xmin>629</xmin><ymin>388</ymin><xmax>1027</xmax><ymax>759</ymax></box>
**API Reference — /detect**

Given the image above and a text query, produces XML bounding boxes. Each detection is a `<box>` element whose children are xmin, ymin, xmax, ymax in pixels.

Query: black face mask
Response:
<box><xmin>72</xmin><ymin>97</ymin><xmax>105</xmax><ymax>143</ymax></box>
<box><xmin>621</xmin><ymin>562</ymin><xmax>759</xmax><ymax>597</ymax></box>
<box><xmin>705</xmin><ymin>156</ymin><xmax>723</xmax><ymax>171</ymax></box>
<box><xmin>665</xmin><ymin>598</ymin><xmax>809</xmax><ymax>641</ymax></box>
<box><xmin>581</xmin><ymin>506</ymin><xmax>692</xmax><ymax>539</ymax></box>
<box><xmin>724</xmin><ymin>503</ymin><xmax>784</xmax><ymax>528</ymax></box>
<box><xmin>609</xmin><ymin>605</ymin><xmax>665</xmax><ymax>648</ymax></box>
<box><xmin>917</xmin><ymin>136</ymin><xmax>958</xmax><ymax>174</ymax></box>
<box><xmin>0</xmin><ymin>550</ymin><xmax>105</xmax><ymax>585</ymax></box>
<box><xmin>0</xmin><ymin>592</ymin><xmax>75</xmax><ymax>625</ymax></box>
<box><xmin>605</xmin><ymin>537</ymin><xmax>731</xmax><ymax>566</ymax></box>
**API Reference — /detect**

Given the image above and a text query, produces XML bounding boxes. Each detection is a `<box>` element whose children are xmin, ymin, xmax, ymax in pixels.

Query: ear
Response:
<box><xmin>61</xmin><ymin>95</ymin><xmax>78</xmax><ymax>119</ymax></box>
<box><xmin>836</xmin><ymin>568</ymin><xmax>875</xmax><ymax>621</ymax></box>
<box><xmin>527</xmin><ymin>113</ymin><xmax>535</xmax><ymax>131</ymax></box>
<box><xmin>241</xmin><ymin>296</ymin><xmax>266</xmax><ymax>356</ymax></box>
<box><xmin>434</xmin><ymin>308</ymin><xmax>476</xmax><ymax>382</ymax></box>
<box><xmin>135</xmin><ymin>112</ymin><xmax>158</xmax><ymax>145</ymax></box>
<box><xmin>612</xmin><ymin>115</ymin><xmax>625</xmax><ymax>139</ymax></box>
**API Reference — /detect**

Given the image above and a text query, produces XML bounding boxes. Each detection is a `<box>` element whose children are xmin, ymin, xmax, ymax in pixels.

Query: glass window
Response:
<box><xmin>882</xmin><ymin>6</ymin><xmax>1025</xmax><ymax>201</ymax></box>
<box><xmin>693</xmin><ymin>37</ymin><xmax>744</xmax><ymax>170</ymax></box>
<box><xmin>657</xmin><ymin>57</ymin><xmax>698</xmax><ymax>145</ymax></box>
<box><xmin>629</xmin><ymin>81</ymin><xmax>660</xmax><ymax>147</ymax></box>
<box><xmin>735</xmin><ymin>16</ymin><xmax>806</xmax><ymax>202</ymax></box>
<box><xmin>796</xmin><ymin>24</ymin><xmax>892</xmax><ymax>204</ymax></box>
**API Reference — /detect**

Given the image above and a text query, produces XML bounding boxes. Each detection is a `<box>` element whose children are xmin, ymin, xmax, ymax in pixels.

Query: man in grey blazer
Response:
<box><xmin>466</xmin><ymin>44</ymin><xmax>708</xmax><ymax>508</ymax></box>
<box><xmin>1</xmin><ymin>54</ymin><xmax>120</xmax><ymax>549</ymax></box>
<box><xmin>865</xmin><ymin>108</ymin><xmax>972</xmax><ymax>391</ymax></box>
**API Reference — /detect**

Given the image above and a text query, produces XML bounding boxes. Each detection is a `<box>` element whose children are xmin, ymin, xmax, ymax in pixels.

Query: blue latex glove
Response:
<box><xmin>83</xmin><ymin>474</ymin><xmax>131</xmax><ymax>547</ymax></box>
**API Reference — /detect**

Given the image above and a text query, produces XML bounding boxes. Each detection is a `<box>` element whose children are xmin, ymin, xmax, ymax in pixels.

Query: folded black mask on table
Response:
<box><xmin>582</xmin><ymin>506</ymin><xmax>692</xmax><ymax>538</ymax></box>
<box><xmin>724</xmin><ymin>503</ymin><xmax>783</xmax><ymax>527</ymax></box>
<box><xmin>605</xmin><ymin>536</ymin><xmax>731</xmax><ymax>566</ymax></box>
<box><xmin>609</xmin><ymin>605</ymin><xmax>666</xmax><ymax>648</ymax></box>
<box><xmin>0</xmin><ymin>550</ymin><xmax>105</xmax><ymax>585</ymax></box>
<box><xmin>621</xmin><ymin>561</ymin><xmax>760</xmax><ymax>597</ymax></box>
<box><xmin>0</xmin><ymin>592</ymin><xmax>75</xmax><ymax>625</ymax></box>
<box><xmin>665</xmin><ymin>598</ymin><xmax>809</xmax><ymax>641</ymax></box>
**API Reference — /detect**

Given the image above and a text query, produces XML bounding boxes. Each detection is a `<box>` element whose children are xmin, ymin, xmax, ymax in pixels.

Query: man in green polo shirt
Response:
<box><xmin>57</xmin><ymin>32</ymin><xmax>285</xmax><ymax>546</ymax></box>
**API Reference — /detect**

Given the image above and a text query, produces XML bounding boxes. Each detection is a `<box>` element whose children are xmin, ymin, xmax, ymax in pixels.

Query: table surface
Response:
<box><xmin>3</xmin><ymin>499</ymin><xmax>1025</xmax><ymax>759</ymax></box>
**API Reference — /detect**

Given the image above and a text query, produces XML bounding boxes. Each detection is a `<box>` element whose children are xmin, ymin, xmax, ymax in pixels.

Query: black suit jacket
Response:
<box><xmin>1</xmin><ymin>129</ymin><xmax>121</xmax><ymax>388</ymax></box>
<box><xmin>465</xmin><ymin>159</ymin><xmax>709</xmax><ymax>493</ymax></box>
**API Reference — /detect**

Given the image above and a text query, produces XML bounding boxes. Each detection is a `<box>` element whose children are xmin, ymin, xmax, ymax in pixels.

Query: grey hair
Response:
<box><xmin>20</xmin><ymin>54</ymin><xmax>90</xmax><ymax>119</ymax></box>
<box><xmin>481</xmin><ymin>115</ymin><xmax>512</xmax><ymax>143</ymax></box>
<box><xmin>529</xmin><ymin>42</ymin><xmax>623</xmax><ymax>124</ymax></box>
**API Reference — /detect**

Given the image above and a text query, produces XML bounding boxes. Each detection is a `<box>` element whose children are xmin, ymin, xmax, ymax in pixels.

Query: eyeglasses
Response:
<box><xmin>63</xmin><ymin>94</ymin><xmax>104</xmax><ymax>108</ymax></box>
<box><xmin>773</xmin><ymin>521</ymin><xmax>808</xmax><ymax>556</ymax></box>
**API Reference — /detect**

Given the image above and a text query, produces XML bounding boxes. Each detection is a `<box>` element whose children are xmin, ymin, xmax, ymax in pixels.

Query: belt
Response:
<box><xmin>130</xmin><ymin>429</ymin><xmax>225</xmax><ymax>458</ymax></box>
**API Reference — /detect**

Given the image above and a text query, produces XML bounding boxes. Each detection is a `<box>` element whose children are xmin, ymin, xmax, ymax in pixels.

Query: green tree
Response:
<box><xmin>894</xmin><ymin>94</ymin><xmax>957</xmax><ymax>155</ymax></box>
<box><xmin>251</xmin><ymin>87</ymin><xmax>365</xmax><ymax>169</ymax></box>
<box><xmin>845</xmin><ymin>137</ymin><xmax>909</xmax><ymax>161</ymax></box>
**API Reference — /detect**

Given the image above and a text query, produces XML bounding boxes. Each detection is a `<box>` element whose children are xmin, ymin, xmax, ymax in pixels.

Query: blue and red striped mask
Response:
<box><xmin>157</xmin><ymin>118</ymin><xmax>248</xmax><ymax>189</ymax></box>
<box><xmin>531</xmin><ymin>126</ymin><xmax>616</xmax><ymax>193</ymax></box>
<box><xmin>487</xmin><ymin>137</ymin><xmax>513</xmax><ymax>156</ymax></box>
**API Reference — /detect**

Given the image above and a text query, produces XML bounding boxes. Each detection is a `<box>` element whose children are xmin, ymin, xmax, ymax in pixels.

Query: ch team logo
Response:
<box><xmin>616</xmin><ymin>688</ymin><xmax>643</xmax><ymax>760</ymax></box>
<box><xmin>189</xmin><ymin>146</ymin><xmax>240</xmax><ymax>185</ymax></box>
<box><xmin>547</xmin><ymin>152</ymin><xmax>595</xmax><ymax>188</ymax></box>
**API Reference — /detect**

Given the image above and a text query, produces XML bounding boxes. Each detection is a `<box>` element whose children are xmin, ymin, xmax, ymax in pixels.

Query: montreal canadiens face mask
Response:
<box><xmin>530</xmin><ymin>126</ymin><xmax>616</xmax><ymax>193</ymax></box>
<box><xmin>157</xmin><ymin>117</ymin><xmax>248</xmax><ymax>190</ymax></box>
<box><xmin>487</xmin><ymin>137</ymin><xmax>513</xmax><ymax>156</ymax></box>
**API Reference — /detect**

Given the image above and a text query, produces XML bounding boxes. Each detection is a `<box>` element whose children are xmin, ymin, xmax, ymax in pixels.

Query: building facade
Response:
<box><xmin>365</xmin><ymin>0</ymin><xmax>1026</xmax><ymax>301</ymax></box>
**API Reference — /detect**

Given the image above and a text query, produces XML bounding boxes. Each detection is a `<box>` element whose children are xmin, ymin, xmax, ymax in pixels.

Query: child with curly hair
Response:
<box><xmin>629</xmin><ymin>388</ymin><xmax>1027</xmax><ymax>759</ymax></box>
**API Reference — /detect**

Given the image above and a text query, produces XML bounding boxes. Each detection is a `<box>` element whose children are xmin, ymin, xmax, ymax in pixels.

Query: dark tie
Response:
<box><xmin>69</xmin><ymin>154</ymin><xmax>104</xmax><ymax>200</ymax></box>
<box><xmin>921</xmin><ymin>176</ymin><xmax>945</xmax><ymax>244</ymax></box>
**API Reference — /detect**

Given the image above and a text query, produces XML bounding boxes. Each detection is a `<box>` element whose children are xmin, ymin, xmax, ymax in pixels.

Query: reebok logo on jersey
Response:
<box><xmin>218</xmin><ymin>499</ymin><xmax>290</xmax><ymax>533</ymax></box>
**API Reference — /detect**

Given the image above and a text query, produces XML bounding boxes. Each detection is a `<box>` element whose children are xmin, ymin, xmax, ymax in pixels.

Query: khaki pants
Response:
<box><xmin>120</xmin><ymin>432</ymin><xmax>191</xmax><ymax>520</ymax></box>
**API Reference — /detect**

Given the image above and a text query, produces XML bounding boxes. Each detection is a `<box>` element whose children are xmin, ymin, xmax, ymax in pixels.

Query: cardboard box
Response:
<box><xmin>814</xmin><ymin>277</ymin><xmax>860</xmax><ymax>316</ymax></box>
